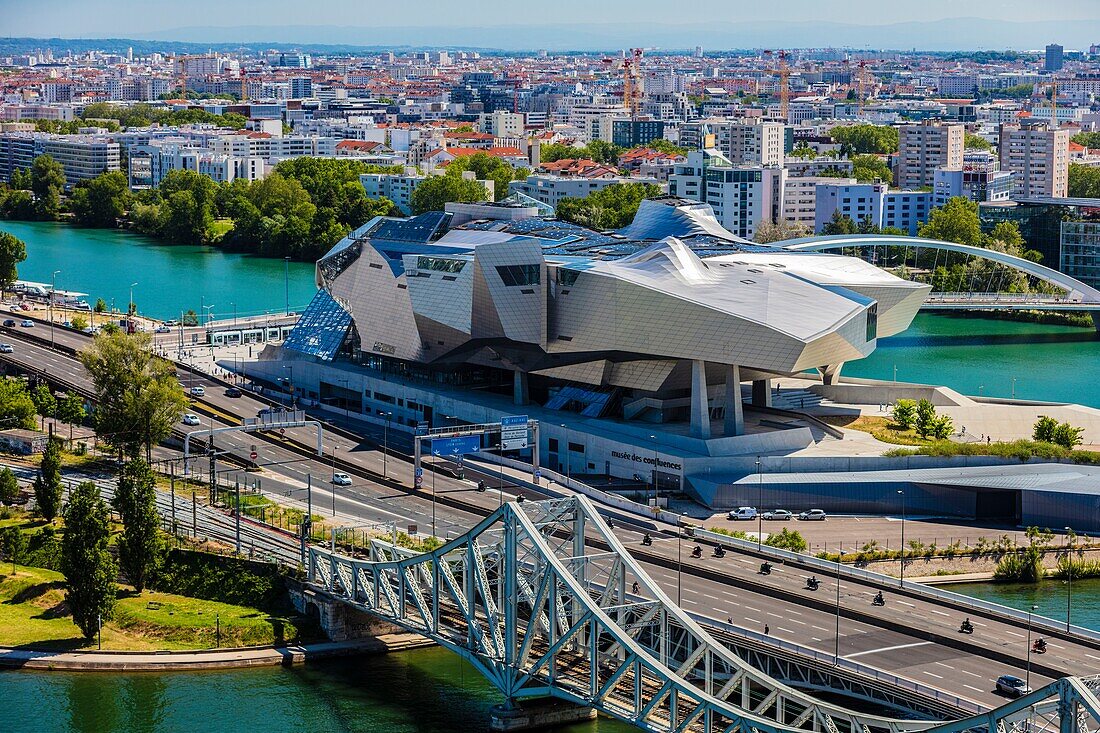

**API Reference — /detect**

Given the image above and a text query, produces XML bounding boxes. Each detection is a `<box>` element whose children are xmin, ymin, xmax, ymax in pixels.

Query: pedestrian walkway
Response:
<box><xmin>0</xmin><ymin>633</ymin><xmax>431</xmax><ymax>671</ymax></box>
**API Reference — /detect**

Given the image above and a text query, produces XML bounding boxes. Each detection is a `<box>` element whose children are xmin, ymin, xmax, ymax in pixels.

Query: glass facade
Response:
<box><xmin>1060</xmin><ymin>221</ymin><xmax>1100</xmax><ymax>288</ymax></box>
<box><xmin>283</xmin><ymin>289</ymin><xmax>353</xmax><ymax>361</ymax></box>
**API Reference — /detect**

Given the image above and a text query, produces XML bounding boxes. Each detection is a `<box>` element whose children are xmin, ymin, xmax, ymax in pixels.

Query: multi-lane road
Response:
<box><xmin>2</xmin><ymin>315</ymin><xmax>1097</xmax><ymax>709</ymax></box>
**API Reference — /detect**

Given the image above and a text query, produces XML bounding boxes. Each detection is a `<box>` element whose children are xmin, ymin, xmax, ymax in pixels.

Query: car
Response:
<box><xmin>19</xmin><ymin>320</ymin><xmax>34</xmax><ymax>328</ymax></box>
<box><xmin>155</xmin><ymin>325</ymin><xmax>172</xmax><ymax>334</ymax></box>
<box><xmin>224</xmin><ymin>386</ymin><xmax>242</xmax><ymax>398</ymax></box>
<box><xmin>332</xmin><ymin>472</ymin><xmax>353</xmax><ymax>486</ymax></box>
<box><xmin>762</xmin><ymin>509</ymin><xmax>793</xmax><ymax>521</ymax></box>
<box><xmin>82</xmin><ymin>326</ymin><xmax>95</xmax><ymax>334</ymax></box>
<box><xmin>189</xmin><ymin>386</ymin><xmax>205</xmax><ymax>397</ymax></box>
<box><xmin>996</xmin><ymin>675</ymin><xmax>1030</xmax><ymax>697</ymax></box>
<box><xmin>0</xmin><ymin>343</ymin><xmax>12</xmax><ymax>353</ymax></box>
<box><xmin>2</xmin><ymin>319</ymin><xmax>14</xmax><ymax>327</ymax></box>
<box><xmin>727</xmin><ymin>506</ymin><xmax>758</xmax><ymax>521</ymax></box>
<box><xmin>181</xmin><ymin>413</ymin><xmax>201</xmax><ymax>426</ymax></box>
<box><xmin>798</xmin><ymin>509</ymin><xmax>828</xmax><ymax>521</ymax></box>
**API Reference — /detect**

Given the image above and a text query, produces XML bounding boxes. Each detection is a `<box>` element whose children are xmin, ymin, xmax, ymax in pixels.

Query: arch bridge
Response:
<box><xmin>781</xmin><ymin>236</ymin><xmax>1100</xmax><ymax>322</ymax></box>
<box><xmin>307</xmin><ymin>496</ymin><xmax>1100</xmax><ymax>733</ymax></box>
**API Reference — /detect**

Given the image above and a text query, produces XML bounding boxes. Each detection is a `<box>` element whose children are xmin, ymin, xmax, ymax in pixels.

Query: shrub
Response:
<box><xmin>765</xmin><ymin>527</ymin><xmax>808</xmax><ymax>552</ymax></box>
<box><xmin>914</xmin><ymin>399</ymin><xmax>936</xmax><ymax>438</ymax></box>
<box><xmin>891</xmin><ymin>399</ymin><xmax>917</xmax><ymax>429</ymax></box>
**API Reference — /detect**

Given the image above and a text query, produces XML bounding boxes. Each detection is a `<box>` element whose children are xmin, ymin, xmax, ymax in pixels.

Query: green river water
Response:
<box><xmin>1</xmin><ymin>219</ymin><xmax>1099</xmax><ymax>730</ymax></box>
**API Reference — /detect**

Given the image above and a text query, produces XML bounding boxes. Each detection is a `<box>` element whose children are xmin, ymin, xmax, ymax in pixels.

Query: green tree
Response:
<box><xmin>0</xmin><ymin>466</ymin><xmax>19</xmax><ymax>504</ymax></box>
<box><xmin>409</xmin><ymin>174</ymin><xmax>488</xmax><ymax>214</ymax></box>
<box><xmin>61</xmin><ymin>481</ymin><xmax>117</xmax><ymax>640</ymax></box>
<box><xmin>0</xmin><ymin>377</ymin><xmax>37</xmax><ymax>429</ymax></box>
<box><xmin>914</xmin><ymin>399</ymin><xmax>937</xmax><ymax>439</ymax></box>
<box><xmin>31</xmin><ymin>383</ymin><xmax>56</xmax><ymax>418</ymax></box>
<box><xmin>891</xmin><ymin>399</ymin><xmax>917</xmax><ymax>429</ymax></box>
<box><xmin>30</xmin><ymin>154</ymin><xmax>66</xmax><ymax>220</ymax></box>
<box><xmin>1033</xmin><ymin>415</ymin><xmax>1059</xmax><ymax>443</ymax></box>
<box><xmin>70</xmin><ymin>314</ymin><xmax>89</xmax><ymax>331</ymax></box>
<box><xmin>56</xmin><ymin>392</ymin><xmax>86</xmax><ymax>443</ymax></box>
<box><xmin>555</xmin><ymin>183</ymin><xmax>663</xmax><ymax>230</ymax></box>
<box><xmin>964</xmin><ymin>132</ymin><xmax>992</xmax><ymax>151</ymax></box>
<box><xmin>77</xmin><ymin>331</ymin><xmax>189</xmax><ymax>460</ymax></box>
<box><xmin>640</xmin><ymin>138</ymin><xmax>689</xmax><ymax>156</ymax></box>
<box><xmin>849</xmin><ymin>154</ymin><xmax>893</xmax><ymax>183</ymax></box>
<box><xmin>764</xmin><ymin>527</ymin><xmax>808</xmax><ymax>552</ymax></box>
<box><xmin>829</xmin><ymin>124</ymin><xmax>899</xmax><ymax>154</ymax></box>
<box><xmin>1071</xmin><ymin>132</ymin><xmax>1100</xmax><ymax>149</ymax></box>
<box><xmin>753</xmin><ymin>221</ymin><xmax>812</xmax><ymax>243</ymax></box>
<box><xmin>34</xmin><ymin>436</ymin><xmax>64</xmax><ymax>521</ymax></box>
<box><xmin>1</xmin><ymin>525</ymin><xmax>27</xmax><ymax>564</ymax></box>
<box><xmin>0</xmin><ymin>231</ymin><xmax>27</xmax><ymax>296</ymax></box>
<box><xmin>444</xmin><ymin>153</ymin><xmax>519</xmax><ymax>202</ymax></box>
<box><xmin>821</xmin><ymin>210</ymin><xmax>859</xmax><ymax>235</ymax></box>
<box><xmin>1052</xmin><ymin>422</ymin><xmax>1084</xmax><ymax>450</ymax></box>
<box><xmin>1069</xmin><ymin>163</ymin><xmax>1100</xmax><ymax>198</ymax></box>
<box><xmin>155</xmin><ymin>169</ymin><xmax>219</xmax><ymax>243</ymax></box>
<box><xmin>918</xmin><ymin>197</ymin><xmax>983</xmax><ymax>246</ymax></box>
<box><xmin>182</xmin><ymin>310</ymin><xmax>199</xmax><ymax>326</ymax></box>
<box><xmin>94</xmin><ymin>297</ymin><xmax>107</xmax><ymax>313</ymax></box>
<box><xmin>115</xmin><ymin>458</ymin><xmax>162</xmax><ymax>593</ymax></box>
<box><xmin>70</xmin><ymin>171</ymin><xmax>132</xmax><ymax>227</ymax></box>
<box><xmin>929</xmin><ymin>413</ymin><xmax>955</xmax><ymax>440</ymax></box>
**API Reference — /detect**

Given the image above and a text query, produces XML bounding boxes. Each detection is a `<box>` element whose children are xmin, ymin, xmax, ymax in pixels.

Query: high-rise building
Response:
<box><xmin>1045</xmin><ymin>44</ymin><xmax>1064</xmax><ymax>73</ymax></box>
<box><xmin>896</xmin><ymin>121</ymin><xmax>964</xmax><ymax>190</ymax></box>
<box><xmin>712</xmin><ymin>120</ymin><xmax>786</xmax><ymax>167</ymax></box>
<box><xmin>998</xmin><ymin>122</ymin><xmax>1070</xmax><ymax>198</ymax></box>
<box><xmin>289</xmin><ymin>77</ymin><xmax>313</xmax><ymax>99</ymax></box>
<box><xmin>667</xmin><ymin>149</ymin><xmax>785</xmax><ymax>240</ymax></box>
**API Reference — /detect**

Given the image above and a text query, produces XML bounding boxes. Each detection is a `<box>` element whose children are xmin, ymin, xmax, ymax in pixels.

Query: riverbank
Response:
<box><xmin>0</xmin><ymin>634</ymin><xmax>432</xmax><ymax>671</ymax></box>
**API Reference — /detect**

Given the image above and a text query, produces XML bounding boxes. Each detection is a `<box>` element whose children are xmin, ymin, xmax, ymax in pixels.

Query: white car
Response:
<box><xmin>155</xmin><ymin>325</ymin><xmax>172</xmax><ymax>334</ymax></box>
<box><xmin>727</xmin><ymin>506</ymin><xmax>758</xmax><ymax>521</ymax></box>
<box><xmin>19</xmin><ymin>320</ymin><xmax>34</xmax><ymax>328</ymax></box>
<box><xmin>189</xmin><ymin>386</ymin><xmax>205</xmax><ymax>397</ymax></box>
<box><xmin>762</xmin><ymin>509</ymin><xmax>793</xmax><ymax>521</ymax></box>
<box><xmin>332</xmin><ymin>472</ymin><xmax>353</xmax><ymax>486</ymax></box>
<box><xmin>182</xmin><ymin>413</ymin><xmax>201</xmax><ymax>426</ymax></box>
<box><xmin>0</xmin><ymin>343</ymin><xmax>12</xmax><ymax>353</ymax></box>
<box><xmin>798</xmin><ymin>509</ymin><xmax>828</xmax><ymax>521</ymax></box>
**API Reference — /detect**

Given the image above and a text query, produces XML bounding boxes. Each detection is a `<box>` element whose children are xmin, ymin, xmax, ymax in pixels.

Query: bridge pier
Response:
<box><xmin>489</xmin><ymin>699</ymin><xmax>597</xmax><ymax>731</ymax></box>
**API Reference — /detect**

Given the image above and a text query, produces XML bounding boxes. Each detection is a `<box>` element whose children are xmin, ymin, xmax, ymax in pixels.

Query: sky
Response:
<box><xmin>1</xmin><ymin>0</ymin><xmax>1098</xmax><ymax>39</ymax></box>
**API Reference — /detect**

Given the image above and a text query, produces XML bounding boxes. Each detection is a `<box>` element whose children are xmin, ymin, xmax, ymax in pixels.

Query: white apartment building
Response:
<box><xmin>0</xmin><ymin>132</ymin><xmax>120</xmax><ymax>188</ymax></box>
<box><xmin>361</xmin><ymin>170</ymin><xmax>493</xmax><ymax>215</ymax></box>
<box><xmin>711</xmin><ymin>120</ymin><xmax>786</xmax><ymax>167</ymax></box>
<box><xmin>478</xmin><ymin>111</ymin><xmax>525</xmax><ymax>138</ymax></box>
<box><xmin>209</xmin><ymin>134</ymin><xmax>338</xmax><ymax>163</ymax></box>
<box><xmin>667</xmin><ymin>150</ymin><xmax>785</xmax><ymax>240</ymax></box>
<box><xmin>508</xmin><ymin>174</ymin><xmax>664</xmax><ymax>210</ymax></box>
<box><xmin>897</xmin><ymin>120</ymin><xmax>964</xmax><ymax>190</ymax></box>
<box><xmin>783</xmin><ymin>175</ymin><xmax>855</xmax><ymax>228</ymax></box>
<box><xmin>998</xmin><ymin>122</ymin><xmax>1070</xmax><ymax>198</ymax></box>
<box><xmin>129</xmin><ymin>142</ymin><xmax>264</xmax><ymax>189</ymax></box>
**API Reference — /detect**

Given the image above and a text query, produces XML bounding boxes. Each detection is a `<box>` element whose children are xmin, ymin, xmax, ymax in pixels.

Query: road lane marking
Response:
<box><xmin>922</xmin><ymin>671</ymin><xmax>944</xmax><ymax>679</ymax></box>
<box><xmin>930</xmin><ymin>609</ymin><xmax>950</xmax><ymax>617</ymax></box>
<box><xmin>935</xmin><ymin>662</ymin><xmax>955</xmax><ymax>669</ymax></box>
<box><xmin>777</xmin><ymin>628</ymin><xmax>796</xmax><ymax>635</ymax></box>
<box><xmin>962</xmin><ymin>670</ymin><xmax>982</xmax><ymax>678</ymax></box>
<box><xmin>964</xmin><ymin>684</ymin><xmax>985</xmax><ymax>693</ymax></box>
<box><xmin>896</xmin><ymin>600</ymin><xmax>915</xmax><ymax>607</ymax></box>
<box><xmin>844</xmin><ymin>641</ymin><xmax>934</xmax><ymax>659</ymax></box>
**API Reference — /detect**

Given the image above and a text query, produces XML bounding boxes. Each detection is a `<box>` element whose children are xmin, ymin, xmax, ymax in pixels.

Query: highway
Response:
<box><xmin>1</xmin><ymin>316</ymin><xmax>1097</xmax><ymax>708</ymax></box>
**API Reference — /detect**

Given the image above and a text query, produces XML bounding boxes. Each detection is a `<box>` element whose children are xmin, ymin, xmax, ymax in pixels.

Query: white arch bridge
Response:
<box><xmin>307</xmin><ymin>496</ymin><xmax>1100</xmax><ymax>733</ymax></box>
<box><xmin>781</xmin><ymin>236</ymin><xmax>1100</xmax><ymax>320</ymax></box>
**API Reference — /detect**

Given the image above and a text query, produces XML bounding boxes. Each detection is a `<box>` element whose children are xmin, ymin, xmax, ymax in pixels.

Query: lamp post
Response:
<box><xmin>49</xmin><ymin>270</ymin><xmax>60</xmax><ymax>349</ymax></box>
<box><xmin>1026</xmin><ymin>604</ymin><xmax>1038</xmax><ymax>691</ymax></box>
<box><xmin>129</xmin><ymin>281</ymin><xmax>137</xmax><ymax>317</ymax></box>
<box><xmin>893</xmin><ymin>364</ymin><xmax>897</xmax><ymax>385</ymax></box>
<box><xmin>834</xmin><ymin>554</ymin><xmax>842</xmax><ymax>664</ymax></box>
<box><xmin>202</xmin><ymin>304</ymin><xmax>215</xmax><ymax>327</ymax></box>
<box><xmin>897</xmin><ymin>489</ymin><xmax>907</xmax><ymax>587</ymax></box>
<box><xmin>677</xmin><ymin>514</ymin><xmax>687</xmax><ymax>606</ymax></box>
<box><xmin>1066</xmin><ymin>526</ymin><xmax>1074</xmax><ymax>631</ymax></box>
<box><xmin>756</xmin><ymin>456</ymin><xmax>763</xmax><ymax>550</ymax></box>
<box><xmin>431</xmin><ymin>450</ymin><xmax>439</xmax><ymax>537</ymax></box>
<box><xmin>1012</xmin><ymin>377</ymin><xmax>1017</xmax><ymax>400</ymax></box>
<box><xmin>284</xmin><ymin>257</ymin><xmax>291</xmax><ymax>316</ymax></box>
<box><xmin>383</xmin><ymin>411</ymin><xmax>392</xmax><ymax>479</ymax></box>
<box><xmin>649</xmin><ymin>434</ymin><xmax>658</xmax><ymax>507</ymax></box>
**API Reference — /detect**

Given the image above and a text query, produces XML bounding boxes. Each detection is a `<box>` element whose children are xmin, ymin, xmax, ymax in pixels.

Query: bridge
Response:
<box><xmin>780</xmin><ymin>235</ymin><xmax>1100</xmax><ymax>324</ymax></box>
<box><xmin>307</xmin><ymin>495</ymin><xmax>1100</xmax><ymax>733</ymax></box>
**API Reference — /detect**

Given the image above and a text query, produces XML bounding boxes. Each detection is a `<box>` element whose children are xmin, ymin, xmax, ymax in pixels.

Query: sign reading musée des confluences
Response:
<box><xmin>610</xmin><ymin>450</ymin><xmax>683</xmax><ymax>474</ymax></box>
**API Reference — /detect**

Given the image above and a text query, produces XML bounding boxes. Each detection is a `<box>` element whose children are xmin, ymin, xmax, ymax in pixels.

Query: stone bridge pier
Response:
<box><xmin>289</xmin><ymin>581</ymin><xmax>406</xmax><ymax>641</ymax></box>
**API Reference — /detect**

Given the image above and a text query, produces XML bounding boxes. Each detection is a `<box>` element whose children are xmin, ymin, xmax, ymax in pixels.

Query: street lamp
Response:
<box><xmin>1026</xmin><ymin>604</ymin><xmax>1039</xmax><ymax>690</ymax></box>
<box><xmin>431</xmin><ymin>449</ymin><xmax>439</xmax><ymax>537</ymax></box>
<box><xmin>1012</xmin><ymin>377</ymin><xmax>1017</xmax><ymax>400</ymax></box>
<box><xmin>1066</xmin><ymin>526</ymin><xmax>1074</xmax><ymax>631</ymax></box>
<box><xmin>284</xmin><ymin>257</ymin><xmax>291</xmax><ymax>316</ymax></box>
<box><xmin>202</xmin><ymin>304</ymin><xmax>215</xmax><ymax>327</ymax></box>
<box><xmin>383</xmin><ymin>411</ymin><xmax>392</xmax><ymax>479</ymax></box>
<box><xmin>897</xmin><ymin>489</ymin><xmax>907</xmax><ymax>587</ymax></box>
<box><xmin>756</xmin><ymin>456</ymin><xmax>763</xmax><ymax>550</ymax></box>
<box><xmin>834</xmin><ymin>553</ymin><xmax>842</xmax><ymax>664</ymax></box>
<box><xmin>129</xmin><ymin>281</ymin><xmax>137</xmax><ymax>317</ymax></box>
<box><xmin>49</xmin><ymin>270</ymin><xmax>60</xmax><ymax>349</ymax></box>
<box><xmin>649</xmin><ymin>434</ymin><xmax>658</xmax><ymax>507</ymax></box>
<box><xmin>677</xmin><ymin>513</ymin><xmax>687</xmax><ymax>605</ymax></box>
<box><xmin>893</xmin><ymin>364</ymin><xmax>897</xmax><ymax>385</ymax></box>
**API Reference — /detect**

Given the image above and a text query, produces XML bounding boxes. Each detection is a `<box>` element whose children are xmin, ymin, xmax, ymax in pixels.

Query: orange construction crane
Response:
<box><xmin>763</xmin><ymin>50</ymin><xmax>790</xmax><ymax>119</ymax></box>
<box><xmin>856</xmin><ymin>60</ymin><xmax>873</xmax><ymax>109</ymax></box>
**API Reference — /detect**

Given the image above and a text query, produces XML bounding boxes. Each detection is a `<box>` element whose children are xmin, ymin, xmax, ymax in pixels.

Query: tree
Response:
<box><xmin>0</xmin><ymin>525</ymin><xmax>27</xmax><ymax>565</ymax></box>
<box><xmin>31</xmin><ymin>383</ymin><xmax>56</xmax><ymax>418</ymax></box>
<box><xmin>964</xmin><ymin>132</ymin><xmax>992</xmax><ymax>151</ymax></box>
<box><xmin>918</xmin><ymin>197</ymin><xmax>983</xmax><ymax>246</ymax></box>
<box><xmin>1069</xmin><ymin>163</ymin><xmax>1100</xmax><ymax>198</ymax></box>
<box><xmin>444</xmin><ymin>153</ymin><xmax>520</xmax><ymax>202</ymax></box>
<box><xmin>640</xmin><ymin>138</ymin><xmax>689</xmax><ymax>156</ymax></box>
<box><xmin>914</xmin><ymin>399</ymin><xmax>937</xmax><ymax>439</ymax></box>
<box><xmin>1033</xmin><ymin>415</ymin><xmax>1059</xmax><ymax>443</ymax></box>
<box><xmin>29</xmin><ymin>154</ymin><xmax>66</xmax><ymax>220</ymax></box>
<box><xmin>77</xmin><ymin>331</ymin><xmax>189</xmax><ymax>460</ymax></box>
<box><xmin>821</xmin><ymin>210</ymin><xmax>859</xmax><ymax>235</ymax></box>
<box><xmin>0</xmin><ymin>231</ymin><xmax>27</xmax><ymax>297</ymax></box>
<box><xmin>61</xmin><ymin>481</ymin><xmax>117</xmax><ymax>640</ymax></box>
<box><xmin>69</xmin><ymin>171</ymin><xmax>132</xmax><ymax>227</ymax></box>
<box><xmin>70</xmin><ymin>314</ymin><xmax>89</xmax><ymax>332</ymax></box>
<box><xmin>1052</xmin><ymin>422</ymin><xmax>1085</xmax><ymax>450</ymax></box>
<box><xmin>0</xmin><ymin>467</ymin><xmax>19</xmax><ymax>504</ymax></box>
<box><xmin>115</xmin><ymin>458</ymin><xmax>162</xmax><ymax>593</ymax></box>
<box><xmin>182</xmin><ymin>310</ymin><xmax>199</xmax><ymax>326</ymax></box>
<box><xmin>753</xmin><ymin>221</ymin><xmax>811</xmax><ymax>243</ymax></box>
<box><xmin>34</xmin><ymin>437</ymin><xmax>63</xmax><ymax>521</ymax></box>
<box><xmin>56</xmin><ymin>392</ymin><xmax>86</xmax><ymax>443</ymax></box>
<box><xmin>94</xmin><ymin>298</ymin><xmax>107</xmax><ymax>314</ymax></box>
<box><xmin>409</xmin><ymin>174</ymin><xmax>488</xmax><ymax>214</ymax></box>
<box><xmin>0</xmin><ymin>377</ymin><xmax>37</xmax><ymax>429</ymax></box>
<box><xmin>929</xmin><ymin>413</ymin><xmax>955</xmax><ymax>440</ymax></box>
<box><xmin>892</xmin><ymin>399</ymin><xmax>917</xmax><ymax>429</ymax></box>
<box><xmin>1071</xmin><ymin>132</ymin><xmax>1100</xmax><ymax>149</ymax></box>
<box><xmin>556</xmin><ymin>183</ymin><xmax>663</xmax><ymax>231</ymax></box>
<box><xmin>849</xmin><ymin>154</ymin><xmax>893</xmax><ymax>183</ymax></box>
<box><xmin>829</xmin><ymin>124</ymin><xmax>899</xmax><ymax>155</ymax></box>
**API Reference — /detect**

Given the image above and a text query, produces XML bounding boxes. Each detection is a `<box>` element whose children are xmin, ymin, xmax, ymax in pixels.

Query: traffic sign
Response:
<box><xmin>430</xmin><ymin>434</ymin><xmax>481</xmax><ymax>456</ymax></box>
<box><xmin>249</xmin><ymin>451</ymin><xmax>258</xmax><ymax>460</ymax></box>
<box><xmin>500</xmin><ymin>414</ymin><xmax>529</xmax><ymax>450</ymax></box>
<box><xmin>408</xmin><ymin>524</ymin><xmax>418</xmax><ymax>536</ymax></box>
<box><xmin>415</xmin><ymin>467</ymin><xmax>423</xmax><ymax>477</ymax></box>
<box><xmin>415</xmin><ymin>475</ymin><xmax>423</xmax><ymax>487</ymax></box>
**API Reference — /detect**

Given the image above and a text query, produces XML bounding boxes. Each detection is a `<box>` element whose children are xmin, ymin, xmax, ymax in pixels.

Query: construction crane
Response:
<box><xmin>605</xmin><ymin>47</ymin><xmax>655</xmax><ymax>118</ymax></box>
<box><xmin>762</xmin><ymin>50</ymin><xmax>790</xmax><ymax>119</ymax></box>
<box><xmin>1037</xmin><ymin>78</ymin><xmax>1059</xmax><ymax>128</ymax></box>
<box><xmin>856</xmin><ymin>60</ymin><xmax>873</xmax><ymax>109</ymax></box>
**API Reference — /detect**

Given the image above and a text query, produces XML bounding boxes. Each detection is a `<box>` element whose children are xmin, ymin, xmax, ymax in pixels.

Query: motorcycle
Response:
<box><xmin>691</xmin><ymin>546</ymin><xmax>702</xmax><ymax>558</ymax></box>
<box><xmin>631</xmin><ymin>581</ymin><xmax>640</xmax><ymax>594</ymax></box>
<box><xmin>872</xmin><ymin>592</ymin><xmax>885</xmax><ymax>607</ymax></box>
<box><xmin>713</xmin><ymin>545</ymin><xmax>726</xmax><ymax>558</ymax></box>
<box><xmin>1033</xmin><ymin>639</ymin><xmax>1047</xmax><ymax>654</ymax></box>
<box><xmin>641</xmin><ymin>534</ymin><xmax>652</xmax><ymax>546</ymax></box>
<box><xmin>805</xmin><ymin>577</ymin><xmax>820</xmax><ymax>591</ymax></box>
<box><xmin>960</xmin><ymin>620</ymin><xmax>974</xmax><ymax>635</ymax></box>
<box><xmin>759</xmin><ymin>562</ymin><xmax>772</xmax><ymax>575</ymax></box>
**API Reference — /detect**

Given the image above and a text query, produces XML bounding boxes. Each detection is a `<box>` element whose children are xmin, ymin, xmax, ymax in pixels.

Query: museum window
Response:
<box><xmin>496</xmin><ymin>264</ymin><xmax>541</xmax><ymax>286</ymax></box>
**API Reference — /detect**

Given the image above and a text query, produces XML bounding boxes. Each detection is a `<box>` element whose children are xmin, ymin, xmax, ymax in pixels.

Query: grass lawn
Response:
<box><xmin>0</xmin><ymin>564</ymin><xmax>315</xmax><ymax>651</ymax></box>
<box><xmin>819</xmin><ymin>414</ymin><xmax>932</xmax><ymax>446</ymax></box>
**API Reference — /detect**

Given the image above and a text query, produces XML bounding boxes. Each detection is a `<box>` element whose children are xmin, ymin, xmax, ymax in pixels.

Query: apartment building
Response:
<box><xmin>0</xmin><ymin>132</ymin><xmax>120</xmax><ymax>188</ymax></box>
<box><xmin>998</xmin><ymin>122</ymin><xmax>1070</xmax><ymax>198</ymax></box>
<box><xmin>128</xmin><ymin>142</ymin><xmax>264</xmax><ymax>189</ymax></box>
<box><xmin>932</xmin><ymin>151</ymin><xmax>1014</xmax><ymax>206</ymax></box>
<box><xmin>667</xmin><ymin>149</ymin><xmax>784</xmax><ymax>240</ymax></box>
<box><xmin>897</xmin><ymin>120</ymin><xmax>964</xmax><ymax>190</ymax></box>
<box><xmin>783</xmin><ymin>175</ymin><xmax>856</xmax><ymax>228</ymax></box>
<box><xmin>712</xmin><ymin>120</ymin><xmax>785</xmax><ymax>167</ymax></box>
<box><xmin>814</xmin><ymin>181</ymin><xmax>932</xmax><ymax>235</ymax></box>
<box><xmin>509</xmin><ymin>173</ymin><xmax>664</xmax><ymax>211</ymax></box>
<box><xmin>361</xmin><ymin>170</ymin><xmax>494</xmax><ymax>215</ymax></box>
<box><xmin>1060</xmin><ymin>220</ymin><xmax>1100</xmax><ymax>288</ymax></box>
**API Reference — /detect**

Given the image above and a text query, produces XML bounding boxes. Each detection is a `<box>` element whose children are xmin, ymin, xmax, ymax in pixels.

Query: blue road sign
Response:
<box><xmin>431</xmin><ymin>435</ymin><xmax>482</xmax><ymax>456</ymax></box>
<box><xmin>500</xmin><ymin>414</ymin><xmax>529</xmax><ymax>450</ymax></box>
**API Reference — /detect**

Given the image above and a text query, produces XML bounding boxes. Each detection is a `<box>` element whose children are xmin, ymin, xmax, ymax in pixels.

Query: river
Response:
<box><xmin>0</xmin><ymin>647</ymin><xmax>634</xmax><ymax>733</ymax></box>
<box><xmin>0</xmin><ymin>220</ymin><xmax>319</xmax><ymax>321</ymax></box>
